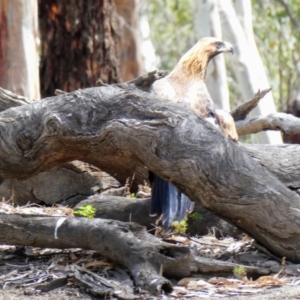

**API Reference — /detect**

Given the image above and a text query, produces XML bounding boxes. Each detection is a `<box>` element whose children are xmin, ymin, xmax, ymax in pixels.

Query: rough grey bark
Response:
<box><xmin>230</xmin><ymin>88</ymin><xmax>299</xmax><ymax>137</ymax></box>
<box><xmin>0</xmin><ymin>80</ymin><xmax>300</xmax><ymax>261</ymax></box>
<box><xmin>241</xmin><ymin>143</ymin><xmax>300</xmax><ymax>189</ymax></box>
<box><xmin>0</xmin><ymin>213</ymin><xmax>269</xmax><ymax>294</ymax></box>
<box><xmin>0</xmin><ymin>87</ymin><xmax>33</xmax><ymax>112</ymax></box>
<box><xmin>0</xmin><ymin>87</ymin><xmax>121</xmax><ymax>206</ymax></box>
<box><xmin>38</xmin><ymin>0</ymin><xmax>120</xmax><ymax>97</ymax></box>
<box><xmin>1</xmin><ymin>161</ymin><xmax>120</xmax><ymax>206</ymax></box>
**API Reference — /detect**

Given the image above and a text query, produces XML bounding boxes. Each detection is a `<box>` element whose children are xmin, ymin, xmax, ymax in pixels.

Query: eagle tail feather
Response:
<box><xmin>149</xmin><ymin>174</ymin><xmax>194</xmax><ymax>230</ymax></box>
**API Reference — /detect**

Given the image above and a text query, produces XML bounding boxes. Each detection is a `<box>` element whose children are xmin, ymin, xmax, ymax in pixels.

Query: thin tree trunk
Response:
<box><xmin>0</xmin><ymin>0</ymin><xmax>40</xmax><ymax>99</ymax></box>
<box><xmin>115</xmin><ymin>0</ymin><xmax>142</xmax><ymax>81</ymax></box>
<box><xmin>219</xmin><ymin>0</ymin><xmax>282</xmax><ymax>144</ymax></box>
<box><xmin>136</xmin><ymin>0</ymin><xmax>158</xmax><ymax>73</ymax></box>
<box><xmin>193</xmin><ymin>0</ymin><xmax>230</xmax><ymax>111</ymax></box>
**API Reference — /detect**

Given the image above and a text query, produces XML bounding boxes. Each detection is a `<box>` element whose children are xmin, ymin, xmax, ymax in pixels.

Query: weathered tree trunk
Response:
<box><xmin>0</xmin><ymin>0</ymin><xmax>40</xmax><ymax>99</ymax></box>
<box><xmin>0</xmin><ymin>80</ymin><xmax>299</xmax><ymax>261</ymax></box>
<box><xmin>38</xmin><ymin>0</ymin><xmax>120</xmax><ymax>97</ymax></box>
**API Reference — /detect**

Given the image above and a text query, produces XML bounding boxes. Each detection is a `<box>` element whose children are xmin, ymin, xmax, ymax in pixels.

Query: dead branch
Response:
<box><xmin>127</xmin><ymin>70</ymin><xmax>169</xmax><ymax>91</ymax></box>
<box><xmin>230</xmin><ymin>88</ymin><xmax>272</xmax><ymax>121</ymax></box>
<box><xmin>236</xmin><ymin>112</ymin><xmax>300</xmax><ymax>136</ymax></box>
<box><xmin>0</xmin><ymin>213</ymin><xmax>268</xmax><ymax>293</ymax></box>
<box><xmin>0</xmin><ymin>87</ymin><xmax>34</xmax><ymax>112</ymax></box>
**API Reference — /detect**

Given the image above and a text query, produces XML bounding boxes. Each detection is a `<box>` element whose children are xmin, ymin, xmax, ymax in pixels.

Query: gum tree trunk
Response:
<box><xmin>38</xmin><ymin>0</ymin><xmax>120</xmax><ymax>97</ymax></box>
<box><xmin>0</xmin><ymin>0</ymin><xmax>40</xmax><ymax>99</ymax></box>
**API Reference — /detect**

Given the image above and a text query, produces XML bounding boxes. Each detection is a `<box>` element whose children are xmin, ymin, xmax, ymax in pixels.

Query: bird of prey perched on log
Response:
<box><xmin>149</xmin><ymin>37</ymin><xmax>238</xmax><ymax>230</ymax></box>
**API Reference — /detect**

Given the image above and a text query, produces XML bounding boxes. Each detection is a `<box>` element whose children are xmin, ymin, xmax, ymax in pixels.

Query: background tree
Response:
<box><xmin>38</xmin><ymin>0</ymin><xmax>120</xmax><ymax>97</ymax></box>
<box><xmin>193</xmin><ymin>0</ymin><xmax>230</xmax><ymax>111</ymax></box>
<box><xmin>0</xmin><ymin>0</ymin><xmax>40</xmax><ymax>99</ymax></box>
<box><xmin>219</xmin><ymin>0</ymin><xmax>282</xmax><ymax>143</ymax></box>
<box><xmin>0</xmin><ymin>0</ymin><xmax>124</xmax><ymax>206</ymax></box>
<box><xmin>146</xmin><ymin>0</ymin><xmax>300</xmax><ymax>143</ymax></box>
<box><xmin>252</xmin><ymin>0</ymin><xmax>300</xmax><ymax>112</ymax></box>
<box><xmin>115</xmin><ymin>0</ymin><xmax>142</xmax><ymax>81</ymax></box>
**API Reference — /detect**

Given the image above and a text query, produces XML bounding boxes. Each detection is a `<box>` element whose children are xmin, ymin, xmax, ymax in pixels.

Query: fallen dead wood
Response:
<box><xmin>0</xmin><ymin>213</ymin><xmax>269</xmax><ymax>293</ymax></box>
<box><xmin>0</xmin><ymin>87</ymin><xmax>34</xmax><ymax>112</ymax></box>
<box><xmin>0</xmin><ymin>161</ymin><xmax>120</xmax><ymax>206</ymax></box>
<box><xmin>0</xmin><ymin>88</ymin><xmax>121</xmax><ymax>206</ymax></box>
<box><xmin>230</xmin><ymin>88</ymin><xmax>272</xmax><ymax>121</ymax></box>
<box><xmin>3</xmin><ymin>233</ymin><xmax>300</xmax><ymax>299</ymax></box>
<box><xmin>241</xmin><ymin>144</ymin><xmax>300</xmax><ymax>189</ymax></box>
<box><xmin>75</xmin><ymin>195</ymin><xmax>242</xmax><ymax>237</ymax></box>
<box><xmin>236</xmin><ymin>112</ymin><xmax>300</xmax><ymax>136</ymax></box>
<box><xmin>0</xmin><ymin>82</ymin><xmax>300</xmax><ymax>261</ymax></box>
<box><xmin>0</xmin><ymin>77</ymin><xmax>300</xmax><ymax>191</ymax></box>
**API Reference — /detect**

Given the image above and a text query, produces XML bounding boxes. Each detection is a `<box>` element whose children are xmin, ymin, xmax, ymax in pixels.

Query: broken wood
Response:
<box><xmin>230</xmin><ymin>88</ymin><xmax>272</xmax><ymax>121</ymax></box>
<box><xmin>241</xmin><ymin>143</ymin><xmax>300</xmax><ymax>189</ymax></box>
<box><xmin>0</xmin><ymin>87</ymin><xmax>34</xmax><ymax>112</ymax></box>
<box><xmin>0</xmin><ymin>88</ymin><xmax>121</xmax><ymax>206</ymax></box>
<box><xmin>0</xmin><ymin>82</ymin><xmax>300</xmax><ymax>262</ymax></box>
<box><xmin>236</xmin><ymin>112</ymin><xmax>300</xmax><ymax>136</ymax></box>
<box><xmin>0</xmin><ymin>213</ymin><xmax>269</xmax><ymax>293</ymax></box>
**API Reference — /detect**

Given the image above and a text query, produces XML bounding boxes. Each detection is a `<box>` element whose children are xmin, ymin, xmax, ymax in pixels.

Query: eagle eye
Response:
<box><xmin>215</xmin><ymin>42</ymin><xmax>223</xmax><ymax>48</ymax></box>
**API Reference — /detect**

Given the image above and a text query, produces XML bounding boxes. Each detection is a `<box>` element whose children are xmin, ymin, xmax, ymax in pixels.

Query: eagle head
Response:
<box><xmin>200</xmin><ymin>37</ymin><xmax>233</xmax><ymax>57</ymax></box>
<box><xmin>178</xmin><ymin>37</ymin><xmax>233</xmax><ymax>79</ymax></box>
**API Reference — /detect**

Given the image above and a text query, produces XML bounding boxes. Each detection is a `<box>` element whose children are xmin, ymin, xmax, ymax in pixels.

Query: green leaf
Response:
<box><xmin>73</xmin><ymin>205</ymin><xmax>96</xmax><ymax>219</ymax></box>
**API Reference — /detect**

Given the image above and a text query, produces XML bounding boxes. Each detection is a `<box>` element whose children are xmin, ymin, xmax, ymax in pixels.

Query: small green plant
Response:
<box><xmin>73</xmin><ymin>205</ymin><xmax>96</xmax><ymax>219</ymax></box>
<box><xmin>171</xmin><ymin>219</ymin><xmax>188</xmax><ymax>234</ymax></box>
<box><xmin>188</xmin><ymin>212</ymin><xmax>202</xmax><ymax>221</ymax></box>
<box><xmin>233</xmin><ymin>266</ymin><xmax>246</xmax><ymax>278</ymax></box>
<box><xmin>126</xmin><ymin>193</ymin><xmax>136</xmax><ymax>198</ymax></box>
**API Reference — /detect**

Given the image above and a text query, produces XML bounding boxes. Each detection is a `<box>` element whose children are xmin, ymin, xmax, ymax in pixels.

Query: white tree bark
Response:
<box><xmin>219</xmin><ymin>0</ymin><xmax>282</xmax><ymax>144</ymax></box>
<box><xmin>0</xmin><ymin>0</ymin><xmax>40</xmax><ymax>99</ymax></box>
<box><xmin>136</xmin><ymin>0</ymin><xmax>159</xmax><ymax>73</ymax></box>
<box><xmin>193</xmin><ymin>0</ymin><xmax>230</xmax><ymax>111</ymax></box>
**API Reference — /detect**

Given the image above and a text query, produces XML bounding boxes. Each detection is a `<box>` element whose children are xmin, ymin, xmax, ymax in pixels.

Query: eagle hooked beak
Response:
<box><xmin>219</xmin><ymin>41</ymin><xmax>234</xmax><ymax>55</ymax></box>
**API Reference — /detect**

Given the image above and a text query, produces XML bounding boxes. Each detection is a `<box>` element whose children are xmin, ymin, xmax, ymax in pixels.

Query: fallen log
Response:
<box><xmin>0</xmin><ymin>213</ymin><xmax>268</xmax><ymax>293</ymax></box>
<box><xmin>0</xmin><ymin>82</ymin><xmax>299</xmax><ymax>261</ymax></box>
<box><xmin>74</xmin><ymin>195</ymin><xmax>241</xmax><ymax>237</ymax></box>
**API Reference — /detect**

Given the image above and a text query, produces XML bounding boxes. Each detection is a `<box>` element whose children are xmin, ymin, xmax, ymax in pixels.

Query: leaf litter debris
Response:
<box><xmin>1</xmin><ymin>200</ymin><xmax>300</xmax><ymax>299</ymax></box>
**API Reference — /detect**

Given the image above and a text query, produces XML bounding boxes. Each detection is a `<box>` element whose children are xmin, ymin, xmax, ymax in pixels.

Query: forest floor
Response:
<box><xmin>2</xmin><ymin>272</ymin><xmax>300</xmax><ymax>300</ymax></box>
<box><xmin>1</xmin><ymin>285</ymin><xmax>300</xmax><ymax>300</ymax></box>
<box><xmin>1</xmin><ymin>203</ymin><xmax>300</xmax><ymax>299</ymax></box>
